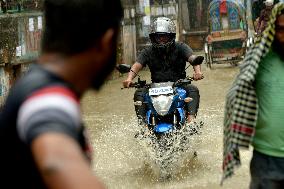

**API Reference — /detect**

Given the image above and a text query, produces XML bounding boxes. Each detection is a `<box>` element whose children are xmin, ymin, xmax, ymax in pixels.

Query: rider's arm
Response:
<box><xmin>126</xmin><ymin>62</ymin><xmax>143</xmax><ymax>81</ymax></box>
<box><xmin>178</xmin><ymin>42</ymin><xmax>203</xmax><ymax>80</ymax></box>
<box><xmin>184</xmin><ymin>47</ymin><xmax>203</xmax><ymax>81</ymax></box>
<box><xmin>193</xmin><ymin>64</ymin><xmax>202</xmax><ymax>78</ymax></box>
<box><xmin>123</xmin><ymin>47</ymin><xmax>149</xmax><ymax>88</ymax></box>
<box><xmin>191</xmin><ymin>60</ymin><xmax>203</xmax><ymax>81</ymax></box>
<box><xmin>193</xmin><ymin>64</ymin><xmax>202</xmax><ymax>74</ymax></box>
<box><xmin>123</xmin><ymin>62</ymin><xmax>143</xmax><ymax>88</ymax></box>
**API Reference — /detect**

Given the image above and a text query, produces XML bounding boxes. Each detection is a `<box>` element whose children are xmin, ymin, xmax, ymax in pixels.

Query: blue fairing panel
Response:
<box><xmin>154</xmin><ymin>123</ymin><xmax>173</xmax><ymax>133</ymax></box>
<box><xmin>176</xmin><ymin>88</ymin><xmax>187</xmax><ymax>99</ymax></box>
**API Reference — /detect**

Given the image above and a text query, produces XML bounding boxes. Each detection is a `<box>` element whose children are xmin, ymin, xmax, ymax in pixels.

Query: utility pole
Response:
<box><xmin>245</xmin><ymin>0</ymin><xmax>255</xmax><ymax>37</ymax></box>
<box><xmin>162</xmin><ymin>0</ymin><xmax>164</xmax><ymax>16</ymax></box>
<box><xmin>131</xmin><ymin>0</ymin><xmax>137</xmax><ymax>60</ymax></box>
<box><xmin>177</xmin><ymin>0</ymin><xmax>183</xmax><ymax>40</ymax></box>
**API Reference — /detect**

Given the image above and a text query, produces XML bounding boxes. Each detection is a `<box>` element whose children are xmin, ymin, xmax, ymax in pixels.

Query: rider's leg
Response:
<box><xmin>133</xmin><ymin>88</ymin><xmax>147</xmax><ymax>124</ymax></box>
<box><xmin>183</xmin><ymin>84</ymin><xmax>200</xmax><ymax>123</ymax></box>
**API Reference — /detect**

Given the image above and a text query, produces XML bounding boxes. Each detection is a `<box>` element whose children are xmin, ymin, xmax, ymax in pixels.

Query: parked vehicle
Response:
<box><xmin>204</xmin><ymin>0</ymin><xmax>248</xmax><ymax>68</ymax></box>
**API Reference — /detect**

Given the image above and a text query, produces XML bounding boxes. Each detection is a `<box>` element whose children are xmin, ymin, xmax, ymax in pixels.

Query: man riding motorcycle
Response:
<box><xmin>123</xmin><ymin>17</ymin><xmax>204</xmax><ymax>124</ymax></box>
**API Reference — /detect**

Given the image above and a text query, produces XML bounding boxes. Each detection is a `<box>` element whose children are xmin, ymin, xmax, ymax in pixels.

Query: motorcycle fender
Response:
<box><xmin>155</xmin><ymin>123</ymin><xmax>173</xmax><ymax>133</ymax></box>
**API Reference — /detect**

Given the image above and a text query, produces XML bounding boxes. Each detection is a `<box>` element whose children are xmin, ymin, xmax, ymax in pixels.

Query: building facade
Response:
<box><xmin>178</xmin><ymin>0</ymin><xmax>211</xmax><ymax>50</ymax></box>
<box><xmin>0</xmin><ymin>0</ymin><xmax>180</xmax><ymax>104</ymax></box>
<box><xmin>0</xmin><ymin>0</ymin><xmax>42</xmax><ymax>104</ymax></box>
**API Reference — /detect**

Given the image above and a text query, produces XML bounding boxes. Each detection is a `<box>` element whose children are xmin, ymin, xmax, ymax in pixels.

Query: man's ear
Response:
<box><xmin>99</xmin><ymin>28</ymin><xmax>116</xmax><ymax>55</ymax></box>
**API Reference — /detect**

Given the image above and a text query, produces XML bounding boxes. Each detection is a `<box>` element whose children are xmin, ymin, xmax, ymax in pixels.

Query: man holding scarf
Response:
<box><xmin>222</xmin><ymin>1</ymin><xmax>284</xmax><ymax>188</ymax></box>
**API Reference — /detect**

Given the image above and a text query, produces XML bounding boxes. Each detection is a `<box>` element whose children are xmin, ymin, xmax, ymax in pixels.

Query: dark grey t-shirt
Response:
<box><xmin>0</xmin><ymin>65</ymin><xmax>91</xmax><ymax>188</ymax></box>
<box><xmin>137</xmin><ymin>42</ymin><xmax>193</xmax><ymax>83</ymax></box>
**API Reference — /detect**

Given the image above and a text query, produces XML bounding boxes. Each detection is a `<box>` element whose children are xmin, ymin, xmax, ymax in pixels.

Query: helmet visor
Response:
<box><xmin>154</xmin><ymin>33</ymin><xmax>171</xmax><ymax>44</ymax></box>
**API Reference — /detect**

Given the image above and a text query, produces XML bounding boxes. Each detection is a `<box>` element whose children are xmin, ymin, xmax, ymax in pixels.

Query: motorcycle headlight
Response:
<box><xmin>151</xmin><ymin>95</ymin><xmax>173</xmax><ymax>116</ymax></box>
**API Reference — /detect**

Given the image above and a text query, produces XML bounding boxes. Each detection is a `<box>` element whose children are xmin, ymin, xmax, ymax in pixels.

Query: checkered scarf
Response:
<box><xmin>222</xmin><ymin>3</ymin><xmax>284</xmax><ymax>184</ymax></box>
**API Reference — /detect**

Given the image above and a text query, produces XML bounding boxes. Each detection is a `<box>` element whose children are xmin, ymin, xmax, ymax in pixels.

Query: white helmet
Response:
<box><xmin>149</xmin><ymin>17</ymin><xmax>176</xmax><ymax>52</ymax></box>
<box><xmin>264</xmin><ymin>0</ymin><xmax>274</xmax><ymax>6</ymax></box>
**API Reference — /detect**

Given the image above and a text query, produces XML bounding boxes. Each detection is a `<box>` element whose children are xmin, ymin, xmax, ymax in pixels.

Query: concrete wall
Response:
<box><xmin>0</xmin><ymin>12</ymin><xmax>42</xmax><ymax>104</ymax></box>
<box><xmin>0</xmin><ymin>67</ymin><xmax>10</xmax><ymax>105</ymax></box>
<box><xmin>0</xmin><ymin>12</ymin><xmax>42</xmax><ymax>64</ymax></box>
<box><xmin>122</xmin><ymin>24</ymin><xmax>136</xmax><ymax>65</ymax></box>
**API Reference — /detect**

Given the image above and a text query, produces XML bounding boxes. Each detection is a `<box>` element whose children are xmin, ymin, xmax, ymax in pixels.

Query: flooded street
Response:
<box><xmin>82</xmin><ymin>63</ymin><xmax>253</xmax><ymax>189</ymax></box>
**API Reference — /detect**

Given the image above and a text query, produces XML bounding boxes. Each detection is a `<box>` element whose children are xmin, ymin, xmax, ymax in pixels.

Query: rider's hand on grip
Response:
<box><xmin>193</xmin><ymin>72</ymin><xmax>204</xmax><ymax>81</ymax></box>
<box><xmin>123</xmin><ymin>79</ymin><xmax>133</xmax><ymax>88</ymax></box>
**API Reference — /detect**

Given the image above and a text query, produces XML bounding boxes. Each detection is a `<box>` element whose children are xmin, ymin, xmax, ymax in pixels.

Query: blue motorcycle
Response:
<box><xmin>139</xmin><ymin>78</ymin><xmax>193</xmax><ymax>135</ymax></box>
<box><xmin>117</xmin><ymin>64</ymin><xmax>203</xmax><ymax>178</ymax></box>
<box><xmin>117</xmin><ymin>64</ymin><xmax>201</xmax><ymax>138</ymax></box>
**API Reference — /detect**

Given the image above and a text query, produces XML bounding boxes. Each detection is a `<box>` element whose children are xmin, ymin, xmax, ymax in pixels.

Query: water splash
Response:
<box><xmin>134</xmin><ymin>121</ymin><xmax>205</xmax><ymax>180</ymax></box>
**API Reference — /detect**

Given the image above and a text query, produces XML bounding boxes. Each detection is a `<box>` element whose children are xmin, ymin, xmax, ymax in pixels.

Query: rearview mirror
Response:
<box><xmin>116</xmin><ymin>64</ymin><xmax>131</xmax><ymax>74</ymax></box>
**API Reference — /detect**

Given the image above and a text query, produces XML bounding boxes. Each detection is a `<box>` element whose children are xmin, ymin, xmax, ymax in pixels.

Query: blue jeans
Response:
<box><xmin>250</xmin><ymin>150</ymin><xmax>284</xmax><ymax>189</ymax></box>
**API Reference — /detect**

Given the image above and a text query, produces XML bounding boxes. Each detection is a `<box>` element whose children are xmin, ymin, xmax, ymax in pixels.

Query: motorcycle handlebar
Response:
<box><xmin>122</xmin><ymin>76</ymin><xmax>204</xmax><ymax>89</ymax></box>
<box><xmin>121</xmin><ymin>82</ymin><xmax>149</xmax><ymax>90</ymax></box>
<box><xmin>173</xmin><ymin>78</ymin><xmax>193</xmax><ymax>87</ymax></box>
<box><xmin>129</xmin><ymin>82</ymin><xmax>150</xmax><ymax>88</ymax></box>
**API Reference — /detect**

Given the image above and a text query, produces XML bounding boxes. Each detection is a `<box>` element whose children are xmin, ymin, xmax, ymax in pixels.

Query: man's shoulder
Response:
<box><xmin>174</xmin><ymin>42</ymin><xmax>192</xmax><ymax>53</ymax></box>
<box><xmin>175</xmin><ymin>41</ymin><xmax>189</xmax><ymax>48</ymax></box>
<box><xmin>8</xmin><ymin>65</ymin><xmax>75</xmax><ymax>106</ymax></box>
<box><xmin>12</xmin><ymin>65</ymin><xmax>54</xmax><ymax>94</ymax></box>
<box><xmin>140</xmin><ymin>45</ymin><xmax>153</xmax><ymax>54</ymax></box>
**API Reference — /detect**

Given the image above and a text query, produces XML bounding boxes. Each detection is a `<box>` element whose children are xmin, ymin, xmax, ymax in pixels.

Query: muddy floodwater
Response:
<box><xmin>81</xmin><ymin>63</ymin><xmax>253</xmax><ymax>189</ymax></box>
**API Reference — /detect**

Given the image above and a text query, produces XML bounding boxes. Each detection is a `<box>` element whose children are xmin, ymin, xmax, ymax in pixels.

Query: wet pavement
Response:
<box><xmin>81</xmin><ymin>62</ymin><xmax>253</xmax><ymax>189</ymax></box>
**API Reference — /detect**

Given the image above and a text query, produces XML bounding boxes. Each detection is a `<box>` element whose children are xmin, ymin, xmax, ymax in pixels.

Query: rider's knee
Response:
<box><xmin>134</xmin><ymin>88</ymin><xmax>147</xmax><ymax>101</ymax></box>
<box><xmin>184</xmin><ymin>84</ymin><xmax>200</xmax><ymax>99</ymax></box>
<box><xmin>186</xmin><ymin>84</ymin><xmax>199</xmax><ymax>93</ymax></box>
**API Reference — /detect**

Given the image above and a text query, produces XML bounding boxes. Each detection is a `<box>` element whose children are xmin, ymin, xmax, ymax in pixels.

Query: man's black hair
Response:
<box><xmin>41</xmin><ymin>0</ymin><xmax>123</xmax><ymax>55</ymax></box>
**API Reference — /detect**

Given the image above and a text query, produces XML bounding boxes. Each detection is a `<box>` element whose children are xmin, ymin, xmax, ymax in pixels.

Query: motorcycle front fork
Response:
<box><xmin>149</xmin><ymin>111</ymin><xmax>179</xmax><ymax>126</ymax></box>
<box><xmin>173</xmin><ymin>111</ymin><xmax>178</xmax><ymax>125</ymax></box>
<box><xmin>151</xmin><ymin>115</ymin><xmax>156</xmax><ymax>125</ymax></box>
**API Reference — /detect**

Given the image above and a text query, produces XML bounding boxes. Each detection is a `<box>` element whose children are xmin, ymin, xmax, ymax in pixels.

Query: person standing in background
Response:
<box><xmin>222</xmin><ymin>2</ymin><xmax>284</xmax><ymax>188</ymax></box>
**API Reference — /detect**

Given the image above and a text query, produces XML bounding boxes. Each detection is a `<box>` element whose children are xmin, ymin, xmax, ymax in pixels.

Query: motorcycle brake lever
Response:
<box><xmin>187</xmin><ymin>75</ymin><xmax>204</xmax><ymax>81</ymax></box>
<box><xmin>121</xmin><ymin>84</ymin><xmax>135</xmax><ymax>90</ymax></box>
<box><xmin>186</xmin><ymin>77</ymin><xmax>194</xmax><ymax>81</ymax></box>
